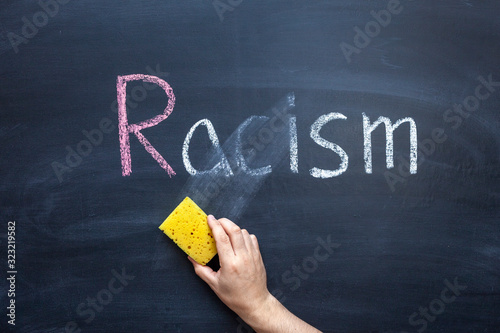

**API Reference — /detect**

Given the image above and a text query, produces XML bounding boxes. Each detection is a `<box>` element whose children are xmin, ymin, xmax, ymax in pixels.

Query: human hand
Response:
<box><xmin>188</xmin><ymin>215</ymin><xmax>322</xmax><ymax>333</ymax></box>
<box><xmin>188</xmin><ymin>215</ymin><xmax>273</xmax><ymax>319</ymax></box>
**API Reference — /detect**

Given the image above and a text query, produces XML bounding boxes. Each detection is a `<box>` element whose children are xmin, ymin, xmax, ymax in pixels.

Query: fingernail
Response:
<box><xmin>208</xmin><ymin>214</ymin><xmax>215</xmax><ymax>220</ymax></box>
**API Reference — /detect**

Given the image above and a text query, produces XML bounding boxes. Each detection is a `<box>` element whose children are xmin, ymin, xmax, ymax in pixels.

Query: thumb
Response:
<box><xmin>188</xmin><ymin>256</ymin><xmax>218</xmax><ymax>287</ymax></box>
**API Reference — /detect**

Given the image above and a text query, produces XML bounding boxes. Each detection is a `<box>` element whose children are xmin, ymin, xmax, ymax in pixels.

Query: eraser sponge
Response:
<box><xmin>159</xmin><ymin>197</ymin><xmax>217</xmax><ymax>265</ymax></box>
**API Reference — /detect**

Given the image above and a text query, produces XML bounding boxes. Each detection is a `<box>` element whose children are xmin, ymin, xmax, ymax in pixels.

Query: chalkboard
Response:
<box><xmin>1</xmin><ymin>1</ymin><xmax>499</xmax><ymax>332</ymax></box>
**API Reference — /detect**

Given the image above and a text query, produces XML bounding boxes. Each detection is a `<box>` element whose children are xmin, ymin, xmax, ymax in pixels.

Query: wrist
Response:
<box><xmin>239</xmin><ymin>293</ymin><xmax>282</xmax><ymax>331</ymax></box>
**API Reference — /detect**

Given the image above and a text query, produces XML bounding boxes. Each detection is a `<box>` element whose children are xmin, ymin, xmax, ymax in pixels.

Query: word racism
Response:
<box><xmin>116</xmin><ymin>75</ymin><xmax>418</xmax><ymax>179</ymax></box>
<box><xmin>52</xmin><ymin>74</ymin><xmax>420</xmax><ymax>180</ymax></box>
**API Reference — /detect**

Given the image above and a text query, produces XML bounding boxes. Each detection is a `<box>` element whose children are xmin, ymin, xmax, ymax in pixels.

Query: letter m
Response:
<box><xmin>363</xmin><ymin>113</ymin><xmax>418</xmax><ymax>174</ymax></box>
<box><xmin>117</xmin><ymin>74</ymin><xmax>176</xmax><ymax>177</ymax></box>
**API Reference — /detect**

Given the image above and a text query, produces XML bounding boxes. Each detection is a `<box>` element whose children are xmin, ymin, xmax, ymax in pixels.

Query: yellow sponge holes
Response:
<box><xmin>159</xmin><ymin>197</ymin><xmax>217</xmax><ymax>265</ymax></box>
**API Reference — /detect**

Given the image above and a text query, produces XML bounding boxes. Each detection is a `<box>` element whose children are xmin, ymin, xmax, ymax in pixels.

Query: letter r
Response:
<box><xmin>117</xmin><ymin>74</ymin><xmax>176</xmax><ymax>177</ymax></box>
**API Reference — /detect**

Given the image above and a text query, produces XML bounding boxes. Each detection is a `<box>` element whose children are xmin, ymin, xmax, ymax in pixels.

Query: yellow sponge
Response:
<box><xmin>159</xmin><ymin>197</ymin><xmax>217</xmax><ymax>265</ymax></box>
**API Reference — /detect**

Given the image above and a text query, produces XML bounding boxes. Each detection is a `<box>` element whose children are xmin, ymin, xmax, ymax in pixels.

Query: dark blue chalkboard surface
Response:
<box><xmin>1</xmin><ymin>1</ymin><xmax>499</xmax><ymax>332</ymax></box>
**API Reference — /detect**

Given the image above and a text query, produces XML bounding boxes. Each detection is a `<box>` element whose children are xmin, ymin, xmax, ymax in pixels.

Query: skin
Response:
<box><xmin>189</xmin><ymin>215</ymin><xmax>322</xmax><ymax>333</ymax></box>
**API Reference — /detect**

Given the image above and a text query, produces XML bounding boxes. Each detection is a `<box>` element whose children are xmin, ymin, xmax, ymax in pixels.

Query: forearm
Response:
<box><xmin>240</xmin><ymin>294</ymin><xmax>322</xmax><ymax>333</ymax></box>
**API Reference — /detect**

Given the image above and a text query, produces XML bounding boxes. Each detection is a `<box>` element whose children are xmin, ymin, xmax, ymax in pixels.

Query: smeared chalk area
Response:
<box><xmin>179</xmin><ymin>93</ymin><xmax>295</xmax><ymax>220</ymax></box>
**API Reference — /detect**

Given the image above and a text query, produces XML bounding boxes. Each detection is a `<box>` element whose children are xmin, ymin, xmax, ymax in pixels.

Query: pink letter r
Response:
<box><xmin>117</xmin><ymin>74</ymin><xmax>176</xmax><ymax>177</ymax></box>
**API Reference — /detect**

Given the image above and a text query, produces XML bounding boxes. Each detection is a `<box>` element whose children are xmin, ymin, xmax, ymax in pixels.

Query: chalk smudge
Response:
<box><xmin>179</xmin><ymin>93</ymin><xmax>296</xmax><ymax>220</ymax></box>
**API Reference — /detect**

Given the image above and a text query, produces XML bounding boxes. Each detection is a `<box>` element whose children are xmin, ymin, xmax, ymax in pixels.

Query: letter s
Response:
<box><xmin>309</xmin><ymin>113</ymin><xmax>349</xmax><ymax>178</ymax></box>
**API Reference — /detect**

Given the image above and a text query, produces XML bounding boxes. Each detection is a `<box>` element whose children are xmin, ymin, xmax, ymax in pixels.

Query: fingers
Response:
<box><xmin>207</xmin><ymin>215</ymin><xmax>259</xmax><ymax>263</ymax></box>
<box><xmin>250</xmin><ymin>234</ymin><xmax>259</xmax><ymax>251</ymax></box>
<box><xmin>218</xmin><ymin>217</ymin><xmax>249</xmax><ymax>255</ymax></box>
<box><xmin>188</xmin><ymin>256</ymin><xmax>217</xmax><ymax>286</ymax></box>
<box><xmin>207</xmin><ymin>215</ymin><xmax>234</xmax><ymax>266</ymax></box>
<box><xmin>249</xmin><ymin>234</ymin><xmax>261</xmax><ymax>257</ymax></box>
<box><xmin>247</xmin><ymin>233</ymin><xmax>264</xmax><ymax>269</ymax></box>
<box><xmin>240</xmin><ymin>229</ymin><xmax>253</xmax><ymax>255</ymax></box>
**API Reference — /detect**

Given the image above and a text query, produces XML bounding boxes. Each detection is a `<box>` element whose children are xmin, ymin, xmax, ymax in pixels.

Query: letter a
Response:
<box><xmin>182</xmin><ymin>119</ymin><xmax>233</xmax><ymax>177</ymax></box>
